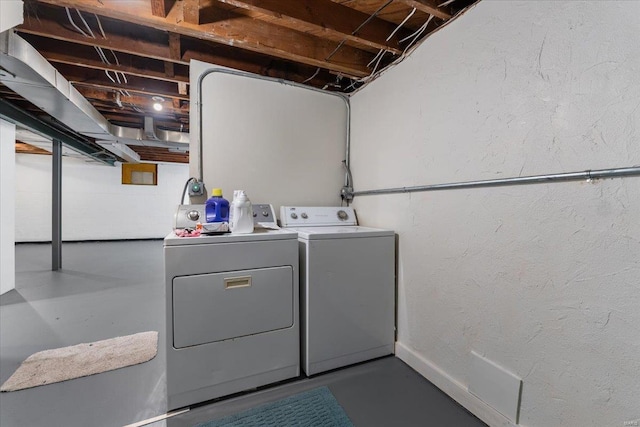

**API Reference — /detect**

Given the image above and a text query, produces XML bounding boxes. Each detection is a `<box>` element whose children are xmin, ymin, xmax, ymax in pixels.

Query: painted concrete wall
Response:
<box><xmin>350</xmin><ymin>1</ymin><xmax>640</xmax><ymax>426</ymax></box>
<box><xmin>190</xmin><ymin>61</ymin><xmax>347</xmax><ymax>213</ymax></box>
<box><xmin>0</xmin><ymin>120</ymin><xmax>16</xmax><ymax>295</ymax></box>
<box><xmin>15</xmin><ymin>154</ymin><xmax>189</xmax><ymax>241</ymax></box>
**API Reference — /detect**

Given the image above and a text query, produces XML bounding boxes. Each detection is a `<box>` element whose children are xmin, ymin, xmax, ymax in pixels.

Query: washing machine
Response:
<box><xmin>280</xmin><ymin>206</ymin><xmax>395</xmax><ymax>376</ymax></box>
<box><xmin>164</xmin><ymin>215</ymin><xmax>299</xmax><ymax>410</ymax></box>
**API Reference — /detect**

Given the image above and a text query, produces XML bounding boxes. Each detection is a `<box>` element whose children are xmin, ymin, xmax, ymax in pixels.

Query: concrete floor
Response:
<box><xmin>0</xmin><ymin>241</ymin><xmax>485</xmax><ymax>427</ymax></box>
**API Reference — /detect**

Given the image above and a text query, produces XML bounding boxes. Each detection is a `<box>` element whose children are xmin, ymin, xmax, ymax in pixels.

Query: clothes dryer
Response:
<box><xmin>164</xmin><ymin>228</ymin><xmax>299</xmax><ymax>410</ymax></box>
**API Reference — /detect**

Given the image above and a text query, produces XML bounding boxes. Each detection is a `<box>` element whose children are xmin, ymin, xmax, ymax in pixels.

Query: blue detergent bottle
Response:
<box><xmin>205</xmin><ymin>188</ymin><xmax>229</xmax><ymax>223</ymax></box>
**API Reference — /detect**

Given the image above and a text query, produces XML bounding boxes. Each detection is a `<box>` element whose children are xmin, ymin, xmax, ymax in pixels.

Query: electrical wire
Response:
<box><xmin>68</xmin><ymin>10</ymin><xmax>129</xmax><ymax>89</ymax></box>
<box><xmin>76</xmin><ymin>9</ymin><xmax>95</xmax><ymax>38</ymax></box>
<box><xmin>180</xmin><ymin>177</ymin><xmax>198</xmax><ymax>204</ymax></box>
<box><xmin>65</xmin><ymin>7</ymin><xmax>91</xmax><ymax>38</ymax></box>
<box><xmin>399</xmin><ymin>16</ymin><xmax>430</xmax><ymax>44</ymax></box>
<box><xmin>401</xmin><ymin>15</ymin><xmax>433</xmax><ymax>55</ymax></box>
<box><xmin>94</xmin><ymin>46</ymin><xmax>110</xmax><ymax>64</ymax></box>
<box><xmin>325</xmin><ymin>0</ymin><xmax>394</xmax><ymax>62</ymax></box>
<box><xmin>94</xmin><ymin>13</ymin><xmax>107</xmax><ymax>38</ymax></box>
<box><xmin>345</xmin><ymin>7</ymin><xmax>427</xmax><ymax>91</ymax></box>
<box><xmin>367</xmin><ymin>49</ymin><xmax>385</xmax><ymax>68</ymax></box>
<box><xmin>369</xmin><ymin>50</ymin><xmax>387</xmax><ymax>77</ymax></box>
<box><xmin>386</xmin><ymin>7</ymin><xmax>416</xmax><ymax>41</ymax></box>
<box><xmin>302</xmin><ymin>68</ymin><xmax>321</xmax><ymax>84</ymax></box>
<box><xmin>104</xmin><ymin>70</ymin><xmax>116</xmax><ymax>83</ymax></box>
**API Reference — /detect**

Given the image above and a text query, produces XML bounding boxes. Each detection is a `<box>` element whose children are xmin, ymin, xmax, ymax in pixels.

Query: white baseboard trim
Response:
<box><xmin>395</xmin><ymin>341</ymin><xmax>517</xmax><ymax>427</ymax></box>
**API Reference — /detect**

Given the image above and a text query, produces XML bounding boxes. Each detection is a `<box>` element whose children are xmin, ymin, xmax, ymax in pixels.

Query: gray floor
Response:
<box><xmin>0</xmin><ymin>241</ymin><xmax>485</xmax><ymax>427</ymax></box>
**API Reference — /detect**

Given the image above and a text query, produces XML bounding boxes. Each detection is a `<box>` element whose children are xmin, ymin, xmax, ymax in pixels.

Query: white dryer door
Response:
<box><xmin>173</xmin><ymin>266</ymin><xmax>293</xmax><ymax>348</ymax></box>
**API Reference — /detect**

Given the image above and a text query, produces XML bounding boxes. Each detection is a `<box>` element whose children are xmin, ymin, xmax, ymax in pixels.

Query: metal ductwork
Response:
<box><xmin>0</xmin><ymin>31</ymin><xmax>189</xmax><ymax>163</ymax></box>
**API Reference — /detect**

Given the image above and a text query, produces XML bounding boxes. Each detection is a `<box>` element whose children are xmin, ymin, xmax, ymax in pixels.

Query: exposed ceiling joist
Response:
<box><xmin>9</xmin><ymin>0</ymin><xmax>477</xmax><ymax>164</ymax></box>
<box><xmin>32</xmin><ymin>41</ymin><xmax>189</xmax><ymax>85</ymax></box>
<box><xmin>18</xmin><ymin>12</ymin><xmax>184</xmax><ymax>64</ymax></box>
<box><xmin>17</xmin><ymin>12</ymin><xmax>332</xmax><ymax>88</ymax></box>
<box><xmin>75</xmin><ymin>87</ymin><xmax>188</xmax><ymax>117</ymax></box>
<box><xmin>34</xmin><ymin>0</ymin><xmax>376</xmax><ymax>78</ymax></box>
<box><xmin>51</xmin><ymin>62</ymin><xmax>189</xmax><ymax>101</ymax></box>
<box><xmin>394</xmin><ymin>0</ymin><xmax>452</xmax><ymax>20</ymax></box>
<box><xmin>150</xmin><ymin>0</ymin><xmax>177</xmax><ymax>18</ymax></box>
<box><xmin>213</xmin><ymin>0</ymin><xmax>410</xmax><ymax>54</ymax></box>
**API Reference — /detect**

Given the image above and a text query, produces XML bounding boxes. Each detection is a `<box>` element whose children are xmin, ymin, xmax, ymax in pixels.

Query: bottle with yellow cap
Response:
<box><xmin>204</xmin><ymin>188</ymin><xmax>229</xmax><ymax>223</ymax></box>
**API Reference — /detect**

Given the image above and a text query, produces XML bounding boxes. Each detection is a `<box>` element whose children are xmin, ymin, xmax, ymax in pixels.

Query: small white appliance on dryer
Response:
<box><xmin>164</xmin><ymin>205</ymin><xmax>299</xmax><ymax>410</ymax></box>
<box><xmin>280</xmin><ymin>206</ymin><xmax>395</xmax><ymax>376</ymax></box>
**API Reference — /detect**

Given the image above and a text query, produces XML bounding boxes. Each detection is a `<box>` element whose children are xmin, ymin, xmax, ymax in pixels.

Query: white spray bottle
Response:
<box><xmin>229</xmin><ymin>190</ymin><xmax>254</xmax><ymax>234</ymax></box>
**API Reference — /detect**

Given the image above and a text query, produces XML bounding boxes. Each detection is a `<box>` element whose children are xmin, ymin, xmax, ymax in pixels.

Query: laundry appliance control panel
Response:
<box><xmin>279</xmin><ymin>206</ymin><xmax>357</xmax><ymax>227</ymax></box>
<box><xmin>175</xmin><ymin>203</ymin><xmax>277</xmax><ymax>229</ymax></box>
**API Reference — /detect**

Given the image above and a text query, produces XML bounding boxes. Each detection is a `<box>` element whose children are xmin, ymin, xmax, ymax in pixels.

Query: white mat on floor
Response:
<box><xmin>0</xmin><ymin>331</ymin><xmax>158</xmax><ymax>392</ymax></box>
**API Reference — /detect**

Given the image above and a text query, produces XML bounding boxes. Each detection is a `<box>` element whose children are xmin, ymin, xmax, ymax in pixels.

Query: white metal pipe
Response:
<box><xmin>196</xmin><ymin>68</ymin><xmax>351</xmax><ymax>183</ymax></box>
<box><xmin>351</xmin><ymin>166</ymin><xmax>640</xmax><ymax>197</ymax></box>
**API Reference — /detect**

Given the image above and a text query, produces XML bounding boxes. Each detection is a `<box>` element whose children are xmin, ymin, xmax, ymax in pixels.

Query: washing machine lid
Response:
<box><xmin>164</xmin><ymin>228</ymin><xmax>298</xmax><ymax>246</ymax></box>
<box><xmin>288</xmin><ymin>225</ymin><xmax>394</xmax><ymax>240</ymax></box>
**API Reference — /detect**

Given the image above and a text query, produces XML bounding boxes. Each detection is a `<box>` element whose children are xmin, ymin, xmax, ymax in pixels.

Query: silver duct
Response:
<box><xmin>0</xmin><ymin>31</ymin><xmax>189</xmax><ymax>162</ymax></box>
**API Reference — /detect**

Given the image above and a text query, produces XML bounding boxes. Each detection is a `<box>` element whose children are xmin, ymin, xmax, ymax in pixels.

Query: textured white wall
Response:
<box><xmin>15</xmin><ymin>155</ymin><xmax>189</xmax><ymax>241</ymax></box>
<box><xmin>0</xmin><ymin>1</ymin><xmax>23</xmax><ymax>33</ymax></box>
<box><xmin>190</xmin><ymin>61</ymin><xmax>347</xmax><ymax>213</ymax></box>
<box><xmin>1</xmin><ymin>120</ymin><xmax>16</xmax><ymax>295</ymax></box>
<box><xmin>351</xmin><ymin>1</ymin><xmax>640</xmax><ymax>426</ymax></box>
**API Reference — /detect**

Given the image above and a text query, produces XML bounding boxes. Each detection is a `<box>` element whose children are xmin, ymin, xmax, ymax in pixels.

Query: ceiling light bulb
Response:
<box><xmin>153</xmin><ymin>102</ymin><xmax>163</xmax><ymax>111</ymax></box>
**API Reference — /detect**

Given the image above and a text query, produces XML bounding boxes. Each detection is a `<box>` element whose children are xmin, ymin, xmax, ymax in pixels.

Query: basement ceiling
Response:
<box><xmin>2</xmin><ymin>0</ymin><xmax>477</xmax><ymax>164</ymax></box>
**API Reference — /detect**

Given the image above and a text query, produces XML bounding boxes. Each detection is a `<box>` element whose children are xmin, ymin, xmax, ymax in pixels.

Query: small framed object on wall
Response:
<box><xmin>122</xmin><ymin>163</ymin><xmax>157</xmax><ymax>185</ymax></box>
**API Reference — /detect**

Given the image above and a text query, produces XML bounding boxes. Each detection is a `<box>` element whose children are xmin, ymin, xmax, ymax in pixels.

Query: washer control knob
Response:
<box><xmin>290</xmin><ymin>213</ymin><xmax>298</xmax><ymax>219</ymax></box>
<box><xmin>262</xmin><ymin>211</ymin><xmax>269</xmax><ymax>217</ymax></box>
<box><xmin>301</xmin><ymin>213</ymin><xmax>308</xmax><ymax>219</ymax></box>
<box><xmin>337</xmin><ymin>210</ymin><xmax>349</xmax><ymax>220</ymax></box>
<box><xmin>253</xmin><ymin>211</ymin><xmax>257</xmax><ymax>217</ymax></box>
<box><xmin>187</xmin><ymin>210</ymin><xmax>200</xmax><ymax>221</ymax></box>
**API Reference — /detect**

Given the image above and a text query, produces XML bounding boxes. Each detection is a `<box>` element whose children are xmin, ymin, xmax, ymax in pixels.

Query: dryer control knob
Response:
<box><xmin>187</xmin><ymin>210</ymin><xmax>200</xmax><ymax>221</ymax></box>
<box><xmin>290</xmin><ymin>213</ymin><xmax>298</xmax><ymax>219</ymax></box>
<box><xmin>337</xmin><ymin>210</ymin><xmax>349</xmax><ymax>220</ymax></box>
<box><xmin>301</xmin><ymin>213</ymin><xmax>308</xmax><ymax>219</ymax></box>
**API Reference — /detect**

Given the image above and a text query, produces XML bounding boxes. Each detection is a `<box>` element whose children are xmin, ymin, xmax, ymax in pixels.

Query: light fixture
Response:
<box><xmin>152</xmin><ymin>96</ymin><xmax>165</xmax><ymax>112</ymax></box>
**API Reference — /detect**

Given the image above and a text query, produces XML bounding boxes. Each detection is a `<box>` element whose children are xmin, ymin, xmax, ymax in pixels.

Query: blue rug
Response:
<box><xmin>196</xmin><ymin>387</ymin><xmax>354</xmax><ymax>427</ymax></box>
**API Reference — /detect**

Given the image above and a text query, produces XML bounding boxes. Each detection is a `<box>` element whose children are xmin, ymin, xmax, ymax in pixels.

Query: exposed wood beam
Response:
<box><xmin>165</xmin><ymin>32</ymin><xmax>181</xmax><ymax>77</ymax></box>
<box><xmin>164</xmin><ymin>61</ymin><xmax>175</xmax><ymax>78</ymax></box>
<box><xmin>71</xmin><ymin>80</ymin><xmax>188</xmax><ymax>101</ymax></box>
<box><xmin>18</xmin><ymin>12</ymin><xmax>183</xmax><ymax>64</ymax></box>
<box><xmin>16</xmin><ymin>141</ymin><xmax>51</xmax><ymax>155</ymax></box>
<box><xmin>31</xmin><ymin>43</ymin><xmax>189</xmax><ymax>84</ymax></box>
<box><xmin>150</xmin><ymin>0</ymin><xmax>176</xmax><ymax>17</ymax></box>
<box><xmin>183</xmin><ymin>0</ymin><xmax>201</xmax><ymax>25</ymax></box>
<box><xmin>17</xmin><ymin>10</ymin><xmax>335</xmax><ymax>87</ymax></box>
<box><xmin>33</xmin><ymin>0</ymin><xmax>373</xmax><ymax>77</ymax></box>
<box><xmin>213</xmin><ymin>0</ymin><xmax>408</xmax><ymax>54</ymax></box>
<box><xmin>129</xmin><ymin>146</ymin><xmax>189</xmax><ymax>163</ymax></box>
<box><xmin>394</xmin><ymin>0</ymin><xmax>452</xmax><ymax>20</ymax></box>
<box><xmin>52</xmin><ymin>63</ymin><xmax>190</xmax><ymax>100</ymax></box>
<box><xmin>168</xmin><ymin>33</ymin><xmax>182</xmax><ymax>60</ymax></box>
<box><xmin>75</xmin><ymin>87</ymin><xmax>189</xmax><ymax>116</ymax></box>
